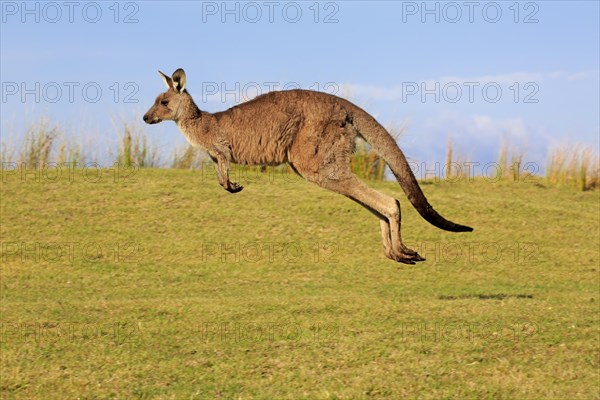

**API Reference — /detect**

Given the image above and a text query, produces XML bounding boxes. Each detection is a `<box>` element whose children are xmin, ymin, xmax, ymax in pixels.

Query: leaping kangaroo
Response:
<box><xmin>143</xmin><ymin>68</ymin><xmax>473</xmax><ymax>264</ymax></box>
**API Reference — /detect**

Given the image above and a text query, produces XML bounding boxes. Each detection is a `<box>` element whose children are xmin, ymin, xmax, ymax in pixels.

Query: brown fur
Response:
<box><xmin>144</xmin><ymin>69</ymin><xmax>473</xmax><ymax>264</ymax></box>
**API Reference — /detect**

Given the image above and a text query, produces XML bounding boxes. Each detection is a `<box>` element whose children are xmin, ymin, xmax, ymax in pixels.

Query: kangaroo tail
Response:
<box><xmin>352</xmin><ymin>110</ymin><xmax>473</xmax><ymax>233</ymax></box>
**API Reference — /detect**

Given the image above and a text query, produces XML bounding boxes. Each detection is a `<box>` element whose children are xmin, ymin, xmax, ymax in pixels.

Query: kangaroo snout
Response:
<box><xmin>143</xmin><ymin>113</ymin><xmax>161</xmax><ymax>124</ymax></box>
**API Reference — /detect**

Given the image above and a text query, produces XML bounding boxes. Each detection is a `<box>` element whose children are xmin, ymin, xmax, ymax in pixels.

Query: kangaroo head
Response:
<box><xmin>143</xmin><ymin>68</ymin><xmax>189</xmax><ymax>124</ymax></box>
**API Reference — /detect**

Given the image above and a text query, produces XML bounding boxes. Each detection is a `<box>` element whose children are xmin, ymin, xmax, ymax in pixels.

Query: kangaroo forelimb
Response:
<box><xmin>214</xmin><ymin>151</ymin><xmax>243</xmax><ymax>194</ymax></box>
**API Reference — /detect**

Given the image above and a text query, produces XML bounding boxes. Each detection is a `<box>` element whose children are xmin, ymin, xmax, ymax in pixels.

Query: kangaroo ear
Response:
<box><xmin>158</xmin><ymin>70</ymin><xmax>173</xmax><ymax>90</ymax></box>
<box><xmin>172</xmin><ymin>68</ymin><xmax>186</xmax><ymax>93</ymax></box>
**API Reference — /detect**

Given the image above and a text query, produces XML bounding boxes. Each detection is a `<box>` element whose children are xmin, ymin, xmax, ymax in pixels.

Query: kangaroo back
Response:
<box><xmin>352</xmin><ymin>109</ymin><xmax>473</xmax><ymax>232</ymax></box>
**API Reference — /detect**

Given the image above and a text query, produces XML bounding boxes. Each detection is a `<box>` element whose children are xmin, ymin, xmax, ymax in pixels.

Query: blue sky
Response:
<box><xmin>1</xmin><ymin>1</ymin><xmax>599</xmax><ymax>171</ymax></box>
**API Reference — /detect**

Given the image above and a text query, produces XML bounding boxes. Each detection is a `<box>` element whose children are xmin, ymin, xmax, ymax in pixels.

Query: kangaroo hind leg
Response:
<box><xmin>317</xmin><ymin>172</ymin><xmax>424</xmax><ymax>264</ymax></box>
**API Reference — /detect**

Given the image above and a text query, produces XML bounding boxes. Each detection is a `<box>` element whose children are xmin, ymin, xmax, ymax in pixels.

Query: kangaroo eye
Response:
<box><xmin>160</xmin><ymin>100</ymin><xmax>169</xmax><ymax>106</ymax></box>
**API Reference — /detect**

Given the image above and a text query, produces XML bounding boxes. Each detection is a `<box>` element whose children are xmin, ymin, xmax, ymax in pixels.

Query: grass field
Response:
<box><xmin>1</xmin><ymin>167</ymin><xmax>599</xmax><ymax>398</ymax></box>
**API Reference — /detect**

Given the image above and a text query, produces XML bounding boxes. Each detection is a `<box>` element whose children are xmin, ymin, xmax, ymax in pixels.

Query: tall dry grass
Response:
<box><xmin>20</xmin><ymin>119</ymin><xmax>59</xmax><ymax>166</ymax></box>
<box><xmin>546</xmin><ymin>144</ymin><xmax>599</xmax><ymax>191</ymax></box>
<box><xmin>0</xmin><ymin>118</ymin><xmax>88</xmax><ymax>167</ymax></box>
<box><xmin>116</xmin><ymin>121</ymin><xmax>159</xmax><ymax>168</ymax></box>
<box><xmin>445</xmin><ymin>136</ymin><xmax>454</xmax><ymax>178</ymax></box>
<box><xmin>350</xmin><ymin>139</ymin><xmax>386</xmax><ymax>181</ymax></box>
<box><xmin>497</xmin><ymin>140</ymin><xmax>526</xmax><ymax>182</ymax></box>
<box><xmin>3</xmin><ymin>117</ymin><xmax>598</xmax><ymax>190</ymax></box>
<box><xmin>444</xmin><ymin>137</ymin><xmax>529</xmax><ymax>182</ymax></box>
<box><xmin>171</xmin><ymin>145</ymin><xmax>206</xmax><ymax>169</ymax></box>
<box><xmin>444</xmin><ymin>136</ymin><xmax>471</xmax><ymax>179</ymax></box>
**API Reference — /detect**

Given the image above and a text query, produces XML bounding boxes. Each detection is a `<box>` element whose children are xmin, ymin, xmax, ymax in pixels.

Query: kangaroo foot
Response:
<box><xmin>400</xmin><ymin>246</ymin><xmax>426</xmax><ymax>262</ymax></box>
<box><xmin>225</xmin><ymin>182</ymin><xmax>244</xmax><ymax>193</ymax></box>
<box><xmin>384</xmin><ymin>248</ymin><xmax>426</xmax><ymax>264</ymax></box>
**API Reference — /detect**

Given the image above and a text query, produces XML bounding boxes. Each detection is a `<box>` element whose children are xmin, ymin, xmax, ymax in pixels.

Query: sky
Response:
<box><xmin>1</xmin><ymin>0</ymin><xmax>599</xmax><ymax>173</ymax></box>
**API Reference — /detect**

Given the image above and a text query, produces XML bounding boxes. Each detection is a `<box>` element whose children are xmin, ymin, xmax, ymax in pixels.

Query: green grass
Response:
<box><xmin>1</xmin><ymin>169</ymin><xmax>599</xmax><ymax>399</ymax></box>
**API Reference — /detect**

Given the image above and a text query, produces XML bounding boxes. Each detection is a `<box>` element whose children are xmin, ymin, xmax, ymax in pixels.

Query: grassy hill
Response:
<box><xmin>1</xmin><ymin>168</ymin><xmax>598</xmax><ymax>398</ymax></box>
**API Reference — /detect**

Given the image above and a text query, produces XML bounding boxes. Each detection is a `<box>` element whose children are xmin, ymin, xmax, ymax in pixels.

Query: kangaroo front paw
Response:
<box><xmin>225</xmin><ymin>182</ymin><xmax>244</xmax><ymax>193</ymax></box>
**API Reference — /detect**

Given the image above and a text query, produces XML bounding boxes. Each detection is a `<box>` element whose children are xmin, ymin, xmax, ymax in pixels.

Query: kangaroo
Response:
<box><xmin>143</xmin><ymin>68</ymin><xmax>473</xmax><ymax>264</ymax></box>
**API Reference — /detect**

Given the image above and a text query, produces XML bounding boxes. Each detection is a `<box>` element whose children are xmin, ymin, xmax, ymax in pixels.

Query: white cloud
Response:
<box><xmin>341</xmin><ymin>70</ymin><xmax>597</xmax><ymax>102</ymax></box>
<box><xmin>427</xmin><ymin>72</ymin><xmax>545</xmax><ymax>86</ymax></box>
<box><xmin>409</xmin><ymin>111</ymin><xmax>550</xmax><ymax>167</ymax></box>
<box><xmin>566</xmin><ymin>70</ymin><xmax>598</xmax><ymax>81</ymax></box>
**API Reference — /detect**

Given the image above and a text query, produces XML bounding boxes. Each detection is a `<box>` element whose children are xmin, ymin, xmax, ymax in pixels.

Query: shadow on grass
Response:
<box><xmin>438</xmin><ymin>294</ymin><xmax>534</xmax><ymax>300</ymax></box>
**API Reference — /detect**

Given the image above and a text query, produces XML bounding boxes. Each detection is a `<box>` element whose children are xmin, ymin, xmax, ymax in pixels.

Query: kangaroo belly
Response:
<box><xmin>228</xmin><ymin>116</ymin><xmax>301</xmax><ymax>166</ymax></box>
<box><xmin>230</xmin><ymin>132</ymin><xmax>291</xmax><ymax>165</ymax></box>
